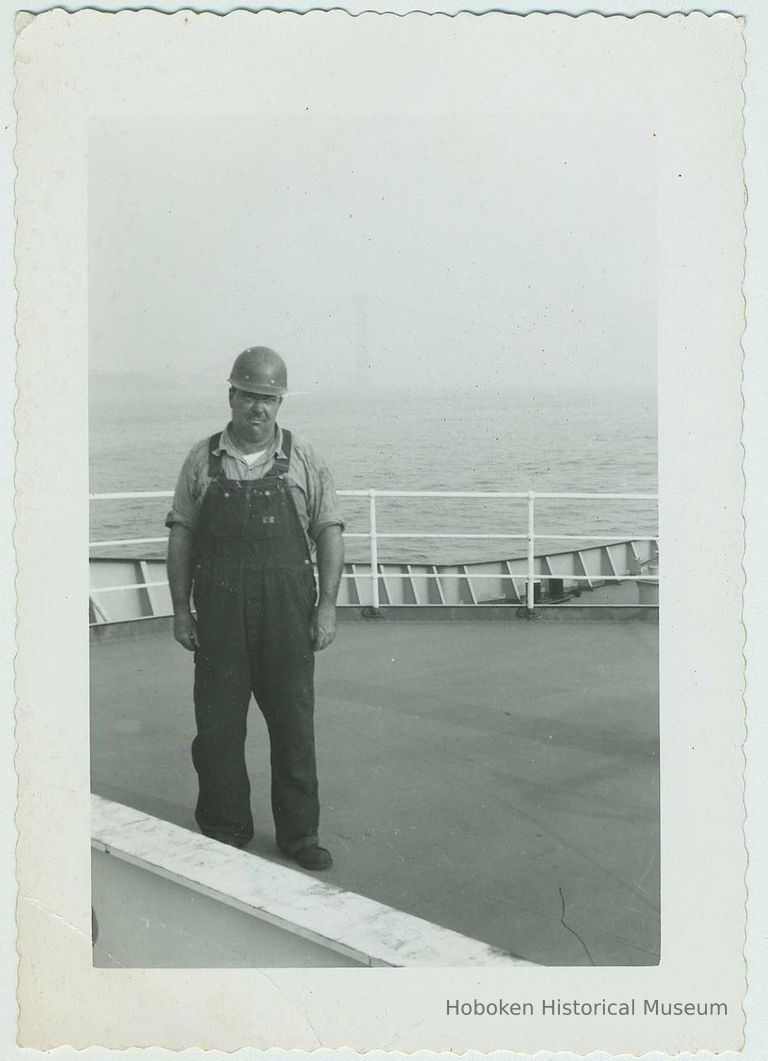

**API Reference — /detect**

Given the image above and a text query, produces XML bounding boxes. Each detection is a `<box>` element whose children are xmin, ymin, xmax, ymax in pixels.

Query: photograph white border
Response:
<box><xmin>6</xmin><ymin>3</ymin><xmax>761</xmax><ymax>1056</ymax></box>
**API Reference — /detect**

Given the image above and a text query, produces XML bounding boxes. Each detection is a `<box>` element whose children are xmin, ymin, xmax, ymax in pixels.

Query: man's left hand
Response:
<box><xmin>311</xmin><ymin>600</ymin><xmax>337</xmax><ymax>651</ymax></box>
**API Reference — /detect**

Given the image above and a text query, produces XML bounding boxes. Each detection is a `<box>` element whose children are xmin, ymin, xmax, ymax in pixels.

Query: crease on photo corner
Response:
<box><xmin>259</xmin><ymin>972</ymin><xmax>324</xmax><ymax>1048</ymax></box>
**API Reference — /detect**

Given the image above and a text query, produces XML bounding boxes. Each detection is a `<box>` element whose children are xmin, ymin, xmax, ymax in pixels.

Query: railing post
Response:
<box><xmin>526</xmin><ymin>492</ymin><xmax>535</xmax><ymax>613</ymax></box>
<box><xmin>369</xmin><ymin>489</ymin><xmax>380</xmax><ymax>610</ymax></box>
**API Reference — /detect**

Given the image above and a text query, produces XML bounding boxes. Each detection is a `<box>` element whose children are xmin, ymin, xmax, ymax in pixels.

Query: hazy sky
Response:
<box><xmin>89</xmin><ymin>111</ymin><xmax>656</xmax><ymax>391</ymax></box>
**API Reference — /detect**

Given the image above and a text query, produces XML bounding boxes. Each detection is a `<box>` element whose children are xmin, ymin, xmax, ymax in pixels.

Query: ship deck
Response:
<box><xmin>90</xmin><ymin>615</ymin><xmax>659</xmax><ymax>966</ymax></box>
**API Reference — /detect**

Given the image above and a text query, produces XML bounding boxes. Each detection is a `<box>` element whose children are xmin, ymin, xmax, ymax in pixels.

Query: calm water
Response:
<box><xmin>89</xmin><ymin>375</ymin><xmax>657</xmax><ymax>564</ymax></box>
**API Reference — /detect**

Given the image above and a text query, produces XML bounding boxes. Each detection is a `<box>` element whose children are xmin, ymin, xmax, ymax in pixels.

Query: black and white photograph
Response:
<box><xmin>87</xmin><ymin>106</ymin><xmax>660</xmax><ymax>969</ymax></box>
<box><xmin>12</xmin><ymin>8</ymin><xmax>748</xmax><ymax>1054</ymax></box>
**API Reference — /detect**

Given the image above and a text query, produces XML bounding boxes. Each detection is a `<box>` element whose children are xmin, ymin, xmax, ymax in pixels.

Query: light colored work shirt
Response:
<box><xmin>165</xmin><ymin>424</ymin><xmax>345</xmax><ymax>549</ymax></box>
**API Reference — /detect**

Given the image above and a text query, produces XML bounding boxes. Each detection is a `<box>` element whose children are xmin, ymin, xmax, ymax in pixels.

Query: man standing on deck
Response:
<box><xmin>165</xmin><ymin>346</ymin><xmax>344</xmax><ymax>871</ymax></box>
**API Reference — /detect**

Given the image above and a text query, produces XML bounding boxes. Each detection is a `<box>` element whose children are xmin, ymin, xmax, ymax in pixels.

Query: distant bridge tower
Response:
<box><xmin>354</xmin><ymin>293</ymin><xmax>370</xmax><ymax>389</ymax></box>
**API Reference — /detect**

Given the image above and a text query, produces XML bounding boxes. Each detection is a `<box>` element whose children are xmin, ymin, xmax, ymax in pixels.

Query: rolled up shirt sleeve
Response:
<box><xmin>304</xmin><ymin>452</ymin><xmax>345</xmax><ymax>544</ymax></box>
<box><xmin>165</xmin><ymin>444</ymin><xmax>206</xmax><ymax>532</ymax></box>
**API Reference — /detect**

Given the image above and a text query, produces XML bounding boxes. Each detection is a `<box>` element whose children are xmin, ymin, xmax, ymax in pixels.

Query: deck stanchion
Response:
<box><xmin>369</xmin><ymin>489</ymin><xmax>381</xmax><ymax>613</ymax></box>
<box><xmin>526</xmin><ymin>492</ymin><xmax>536</xmax><ymax>613</ymax></box>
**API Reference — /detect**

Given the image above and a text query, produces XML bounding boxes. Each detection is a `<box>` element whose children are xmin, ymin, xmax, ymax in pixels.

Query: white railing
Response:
<box><xmin>90</xmin><ymin>489</ymin><xmax>659</xmax><ymax>613</ymax></box>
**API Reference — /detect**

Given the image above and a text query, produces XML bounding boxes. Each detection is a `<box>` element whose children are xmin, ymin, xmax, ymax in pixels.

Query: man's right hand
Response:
<box><xmin>173</xmin><ymin>611</ymin><xmax>199</xmax><ymax>652</ymax></box>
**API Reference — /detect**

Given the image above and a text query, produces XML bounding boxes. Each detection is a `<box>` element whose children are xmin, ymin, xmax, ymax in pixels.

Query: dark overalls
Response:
<box><xmin>191</xmin><ymin>430</ymin><xmax>319</xmax><ymax>852</ymax></box>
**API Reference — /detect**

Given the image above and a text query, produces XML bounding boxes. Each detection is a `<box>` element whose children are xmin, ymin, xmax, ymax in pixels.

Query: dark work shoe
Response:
<box><xmin>288</xmin><ymin>844</ymin><xmax>333</xmax><ymax>871</ymax></box>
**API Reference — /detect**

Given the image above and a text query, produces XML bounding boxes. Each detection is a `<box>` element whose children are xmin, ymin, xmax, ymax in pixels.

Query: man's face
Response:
<box><xmin>229</xmin><ymin>387</ymin><xmax>283</xmax><ymax>447</ymax></box>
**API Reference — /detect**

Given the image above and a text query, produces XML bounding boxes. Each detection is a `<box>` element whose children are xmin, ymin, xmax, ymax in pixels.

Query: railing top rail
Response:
<box><xmin>90</xmin><ymin>491</ymin><xmax>174</xmax><ymax>500</ymax></box>
<box><xmin>90</xmin><ymin>488</ymin><xmax>658</xmax><ymax>502</ymax></box>
<box><xmin>89</xmin><ymin>532</ymin><xmax>659</xmax><ymax>548</ymax></box>
<box><xmin>339</xmin><ymin>490</ymin><xmax>658</xmax><ymax>500</ymax></box>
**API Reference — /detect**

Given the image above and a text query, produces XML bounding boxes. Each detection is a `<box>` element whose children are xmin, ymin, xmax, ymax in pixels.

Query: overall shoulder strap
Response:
<box><xmin>270</xmin><ymin>429</ymin><xmax>292</xmax><ymax>477</ymax></box>
<box><xmin>207</xmin><ymin>433</ymin><xmax>224</xmax><ymax>478</ymax></box>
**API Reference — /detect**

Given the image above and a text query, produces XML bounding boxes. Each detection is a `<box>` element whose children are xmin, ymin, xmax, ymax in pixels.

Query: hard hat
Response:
<box><xmin>228</xmin><ymin>346</ymin><xmax>288</xmax><ymax>396</ymax></box>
